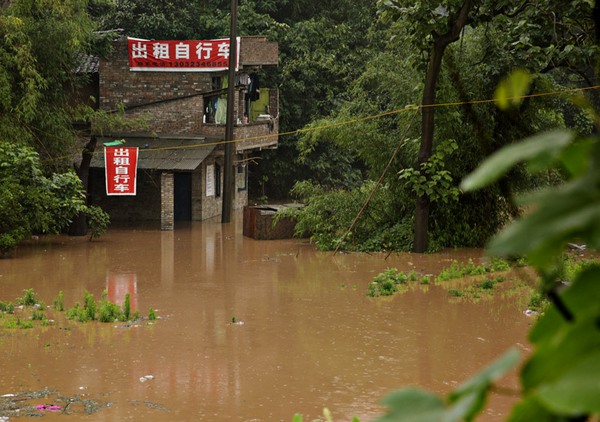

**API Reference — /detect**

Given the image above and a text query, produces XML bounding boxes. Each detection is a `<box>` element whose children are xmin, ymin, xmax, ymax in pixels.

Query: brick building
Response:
<box><xmin>86</xmin><ymin>36</ymin><xmax>278</xmax><ymax>229</ymax></box>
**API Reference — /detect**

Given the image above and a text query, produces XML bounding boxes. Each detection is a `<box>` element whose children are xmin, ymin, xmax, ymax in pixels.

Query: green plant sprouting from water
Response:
<box><xmin>0</xmin><ymin>289</ymin><xmax>158</xmax><ymax>328</ymax></box>
<box><xmin>368</xmin><ymin>259</ymin><xmax>511</xmax><ymax>298</ymax></box>
<box><xmin>66</xmin><ymin>290</ymin><xmax>142</xmax><ymax>323</ymax></box>
<box><xmin>53</xmin><ymin>291</ymin><xmax>65</xmax><ymax>312</ymax></box>
<box><xmin>16</xmin><ymin>288</ymin><xmax>39</xmax><ymax>307</ymax></box>
<box><xmin>367</xmin><ymin>268</ymin><xmax>432</xmax><ymax>297</ymax></box>
<box><xmin>435</xmin><ymin>257</ymin><xmax>509</xmax><ymax>282</ymax></box>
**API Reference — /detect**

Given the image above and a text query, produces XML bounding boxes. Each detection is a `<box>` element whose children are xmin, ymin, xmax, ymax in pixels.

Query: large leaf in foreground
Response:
<box><xmin>460</xmin><ymin>129</ymin><xmax>574</xmax><ymax>192</ymax></box>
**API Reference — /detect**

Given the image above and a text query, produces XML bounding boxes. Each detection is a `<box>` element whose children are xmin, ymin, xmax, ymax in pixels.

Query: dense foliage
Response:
<box><xmin>0</xmin><ymin>142</ymin><xmax>108</xmax><ymax>255</ymax></box>
<box><xmin>283</xmin><ymin>0</ymin><xmax>597</xmax><ymax>252</ymax></box>
<box><xmin>0</xmin><ymin>0</ymin><xmax>100</xmax><ymax>162</ymax></box>
<box><xmin>370</xmin><ymin>70</ymin><xmax>600</xmax><ymax>422</ymax></box>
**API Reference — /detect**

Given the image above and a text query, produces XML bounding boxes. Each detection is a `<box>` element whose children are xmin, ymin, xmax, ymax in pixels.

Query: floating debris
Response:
<box><xmin>36</xmin><ymin>404</ymin><xmax>62</xmax><ymax>411</ymax></box>
<box><xmin>139</xmin><ymin>375</ymin><xmax>155</xmax><ymax>383</ymax></box>
<box><xmin>0</xmin><ymin>388</ymin><xmax>109</xmax><ymax>417</ymax></box>
<box><xmin>131</xmin><ymin>400</ymin><xmax>170</xmax><ymax>412</ymax></box>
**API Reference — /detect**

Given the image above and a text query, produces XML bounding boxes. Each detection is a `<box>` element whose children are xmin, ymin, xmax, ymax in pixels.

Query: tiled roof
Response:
<box><xmin>90</xmin><ymin>137</ymin><xmax>217</xmax><ymax>171</ymax></box>
<box><xmin>75</xmin><ymin>54</ymin><xmax>99</xmax><ymax>74</ymax></box>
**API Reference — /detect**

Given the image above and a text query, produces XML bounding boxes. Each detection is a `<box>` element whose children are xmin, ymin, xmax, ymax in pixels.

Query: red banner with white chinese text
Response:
<box><xmin>105</xmin><ymin>147</ymin><xmax>138</xmax><ymax>196</ymax></box>
<box><xmin>127</xmin><ymin>37</ymin><xmax>240</xmax><ymax>72</ymax></box>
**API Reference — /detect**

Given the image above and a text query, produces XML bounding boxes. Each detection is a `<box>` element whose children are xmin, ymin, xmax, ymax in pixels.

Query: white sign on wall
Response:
<box><xmin>206</xmin><ymin>164</ymin><xmax>215</xmax><ymax>197</ymax></box>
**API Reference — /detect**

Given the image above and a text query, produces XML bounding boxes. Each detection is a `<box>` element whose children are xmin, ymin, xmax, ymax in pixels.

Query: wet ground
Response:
<box><xmin>0</xmin><ymin>213</ymin><xmax>534</xmax><ymax>421</ymax></box>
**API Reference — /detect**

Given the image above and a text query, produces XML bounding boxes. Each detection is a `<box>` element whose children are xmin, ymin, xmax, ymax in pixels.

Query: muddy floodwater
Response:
<box><xmin>0</xmin><ymin>214</ymin><xmax>534</xmax><ymax>421</ymax></box>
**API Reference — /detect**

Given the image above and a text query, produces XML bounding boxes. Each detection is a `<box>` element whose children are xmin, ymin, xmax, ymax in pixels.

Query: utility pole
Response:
<box><xmin>221</xmin><ymin>0</ymin><xmax>238</xmax><ymax>223</ymax></box>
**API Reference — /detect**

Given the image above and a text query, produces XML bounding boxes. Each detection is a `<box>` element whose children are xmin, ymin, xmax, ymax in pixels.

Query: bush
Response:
<box><xmin>0</xmin><ymin>142</ymin><xmax>110</xmax><ymax>255</ymax></box>
<box><xmin>289</xmin><ymin>180</ymin><xmax>415</xmax><ymax>251</ymax></box>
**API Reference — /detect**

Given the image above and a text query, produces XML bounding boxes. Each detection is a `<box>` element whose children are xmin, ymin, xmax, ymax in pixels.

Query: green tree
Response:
<box><xmin>377</xmin><ymin>0</ymin><xmax>598</xmax><ymax>252</ymax></box>
<box><xmin>251</xmin><ymin>0</ymin><xmax>378</xmax><ymax>198</ymax></box>
<box><xmin>0</xmin><ymin>0</ymin><xmax>112</xmax><ymax>247</ymax></box>
<box><xmin>0</xmin><ymin>0</ymin><xmax>98</xmax><ymax>162</ymax></box>
<box><xmin>0</xmin><ymin>142</ymin><xmax>108</xmax><ymax>255</ymax></box>
<box><xmin>370</xmin><ymin>57</ymin><xmax>600</xmax><ymax>419</ymax></box>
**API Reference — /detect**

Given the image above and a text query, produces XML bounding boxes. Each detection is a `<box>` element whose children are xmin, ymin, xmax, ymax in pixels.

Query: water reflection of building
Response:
<box><xmin>106</xmin><ymin>272</ymin><xmax>138</xmax><ymax>312</ymax></box>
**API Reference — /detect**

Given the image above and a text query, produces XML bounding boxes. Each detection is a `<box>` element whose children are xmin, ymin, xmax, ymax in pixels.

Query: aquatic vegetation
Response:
<box><xmin>122</xmin><ymin>293</ymin><xmax>131</xmax><ymax>320</ymax></box>
<box><xmin>31</xmin><ymin>307</ymin><xmax>45</xmax><ymax>321</ymax></box>
<box><xmin>53</xmin><ymin>291</ymin><xmax>64</xmax><ymax>311</ymax></box>
<box><xmin>368</xmin><ymin>269</ymin><xmax>399</xmax><ymax>297</ymax></box>
<box><xmin>448</xmin><ymin>289</ymin><xmax>463</xmax><ymax>297</ymax></box>
<box><xmin>527</xmin><ymin>292</ymin><xmax>550</xmax><ymax>314</ymax></box>
<box><xmin>84</xmin><ymin>291</ymin><xmax>96</xmax><ymax>321</ymax></box>
<box><xmin>435</xmin><ymin>258</ymin><xmax>510</xmax><ymax>283</ymax></box>
<box><xmin>3</xmin><ymin>317</ymin><xmax>33</xmax><ymax>329</ymax></box>
<box><xmin>368</xmin><ymin>268</ymin><xmax>427</xmax><ymax>297</ymax></box>
<box><xmin>0</xmin><ymin>301</ymin><xmax>14</xmax><ymax>313</ymax></box>
<box><xmin>0</xmin><ymin>288</ymin><xmax>158</xmax><ymax>329</ymax></box>
<box><xmin>17</xmin><ymin>288</ymin><xmax>38</xmax><ymax>306</ymax></box>
<box><xmin>480</xmin><ymin>278</ymin><xmax>495</xmax><ymax>290</ymax></box>
<box><xmin>368</xmin><ymin>259</ymin><xmax>513</xmax><ymax>299</ymax></box>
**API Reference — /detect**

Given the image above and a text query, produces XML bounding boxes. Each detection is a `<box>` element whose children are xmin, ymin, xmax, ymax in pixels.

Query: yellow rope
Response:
<box><xmin>43</xmin><ymin>84</ymin><xmax>600</xmax><ymax>163</ymax></box>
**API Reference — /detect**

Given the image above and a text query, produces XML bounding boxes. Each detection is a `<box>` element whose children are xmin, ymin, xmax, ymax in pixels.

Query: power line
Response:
<box><xmin>41</xmin><ymin>84</ymin><xmax>600</xmax><ymax>164</ymax></box>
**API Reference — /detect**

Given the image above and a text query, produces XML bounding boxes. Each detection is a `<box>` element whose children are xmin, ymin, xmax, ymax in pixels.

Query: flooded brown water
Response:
<box><xmin>0</xmin><ymin>213</ymin><xmax>534</xmax><ymax>421</ymax></box>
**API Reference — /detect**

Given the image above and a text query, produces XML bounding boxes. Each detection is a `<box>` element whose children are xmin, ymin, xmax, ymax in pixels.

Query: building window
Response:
<box><xmin>203</xmin><ymin>76</ymin><xmax>223</xmax><ymax>124</ymax></box>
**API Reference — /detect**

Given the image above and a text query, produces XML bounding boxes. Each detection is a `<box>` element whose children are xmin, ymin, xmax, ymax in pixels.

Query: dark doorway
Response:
<box><xmin>174</xmin><ymin>172</ymin><xmax>192</xmax><ymax>221</ymax></box>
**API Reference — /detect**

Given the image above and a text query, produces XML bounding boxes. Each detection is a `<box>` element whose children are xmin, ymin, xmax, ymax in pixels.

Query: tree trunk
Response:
<box><xmin>69</xmin><ymin>134</ymin><xmax>97</xmax><ymax>236</ymax></box>
<box><xmin>412</xmin><ymin>0</ymin><xmax>473</xmax><ymax>253</ymax></box>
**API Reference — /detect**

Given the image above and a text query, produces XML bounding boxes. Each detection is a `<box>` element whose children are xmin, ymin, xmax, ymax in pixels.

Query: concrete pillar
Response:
<box><xmin>161</xmin><ymin>171</ymin><xmax>174</xmax><ymax>230</ymax></box>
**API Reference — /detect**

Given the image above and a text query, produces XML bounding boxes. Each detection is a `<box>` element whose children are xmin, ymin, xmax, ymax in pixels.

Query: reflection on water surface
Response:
<box><xmin>0</xmin><ymin>214</ymin><xmax>531</xmax><ymax>421</ymax></box>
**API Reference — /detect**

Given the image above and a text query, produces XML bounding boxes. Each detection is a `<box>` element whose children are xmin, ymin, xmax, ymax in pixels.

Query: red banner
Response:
<box><xmin>128</xmin><ymin>37</ymin><xmax>240</xmax><ymax>72</ymax></box>
<box><xmin>105</xmin><ymin>147</ymin><xmax>138</xmax><ymax>196</ymax></box>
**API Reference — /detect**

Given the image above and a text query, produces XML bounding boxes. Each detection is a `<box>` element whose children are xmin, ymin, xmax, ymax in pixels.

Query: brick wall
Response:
<box><xmin>88</xmin><ymin>168</ymin><xmax>162</xmax><ymax>223</ymax></box>
<box><xmin>100</xmin><ymin>39</ymin><xmax>212</xmax><ymax>111</ymax></box>
<box><xmin>239</xmin><ymin>37</ymin><xmax>278</xmax><ymax>67</ymax></box>
<box><xmin>199</xmin><ymin>153</ymin><xmax>247</xmax><ymax>220</ymax></box>
<box><xmin>200</xmin><ymin>156</ymin><xmax>223</xmax><ymax>220</ymax></box>
<box><xmin>91</xmin><ymin>37</ymin><xmax>277</xmax><ymax>226</ymax></box>
<box><xmin>161</xmin><ymin>172</ymin><xmax>174</xmax><ymax>230</ymax></box>
<box><xmin>125</xmin><ymin>96</ymin><xmax>204</xmax><ymax>135</ymax></box>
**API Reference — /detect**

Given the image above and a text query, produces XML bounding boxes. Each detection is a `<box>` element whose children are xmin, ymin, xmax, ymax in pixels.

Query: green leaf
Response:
<box><xmin>485</xmin><ymin>177</ymin><xmax>600</xmax><ymax>266</ymax></box>
<box><xmin>460</xmin><ymin>129</ymin><xmax>574</xmax><ymax>192</ymax></box>
<box><xmin>376</xmin><ymin>388</ymin><xmax>445</xmax><ymax>422</ymax></box>
<box><xmin>537</xmin><ymin>350</ymin><xmax>600</xmax><ymax>415</ymax></box>
<box><xmin>450</xmin><ymin>348</ymin><xmax>520</xmax><ymax>401</ymax></box>
<box><xmin>530</xmin><ymin>266</ymin><xmax>600</xmax><ymax>345</ymax></box>
<box><xmin>443</xmin><ymin>391</ymin><xmax>482</xmax><ymax>422</ymax></box>
<box><xmin>506</xmin><ymin>396</ymin><xmax>560</xmax><ymax>422</ymax></box>
<box><xmin>494</xmin><ymin>69</ymin><xmax>533</xmax><ymax>110</ymax></box>
<box><xmin>521</xmin><ymin>315</ymin><xmax>600</xmax><ymax>391</ymax></box>
<box><xmin>292</xmin><ymin>413</ymin><xmax>303</xmax><ymax>422</ymax></box>
<box><xmin>559</xmin><ymin>138</ymin><xmax>594</xmax><ymax>178</ymax></box>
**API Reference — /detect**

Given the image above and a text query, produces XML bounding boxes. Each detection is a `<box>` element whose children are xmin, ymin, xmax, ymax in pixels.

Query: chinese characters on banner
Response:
<box><xmin>105</xmin><ymin>147</ymin><xmax>139</xmax><ymax>196</ymax></box>
<box><xmin>128</xmin><ymin>37</ymin><xmax>240</xmax><ymax>72</ymax></box>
